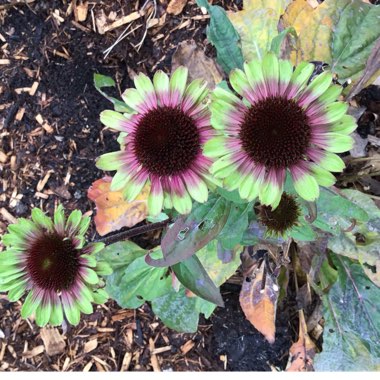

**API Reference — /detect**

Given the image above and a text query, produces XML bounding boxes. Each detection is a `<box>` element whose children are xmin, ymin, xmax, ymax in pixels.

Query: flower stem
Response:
<box><xmin>95</xmin><ymin>219</ymin><xmax>172</xmax><ymax>246</ymax></box>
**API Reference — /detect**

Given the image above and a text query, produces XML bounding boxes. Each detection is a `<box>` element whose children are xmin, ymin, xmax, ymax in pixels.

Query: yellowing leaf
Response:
<box><xmin>239</xmin><ymin>259</ymin><xmax>279</xmax><ymax>343</ymax></box>
<box><xmin>87</xmin><ymin>176</ymin><xmax>149</xmax><ymax>236</ymax></box>
<box><xmin>228</xmin><ymin>0</ymin><xmax>292</xmax><ymax>61</ymax></box>
<box><xmin>286</xmin><ymin>310</ymin><xmax>316</xmax><ymax>371</ymax></box>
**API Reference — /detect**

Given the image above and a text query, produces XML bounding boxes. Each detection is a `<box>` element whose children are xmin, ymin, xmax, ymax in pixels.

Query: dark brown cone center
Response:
<box><xmin>134</xmin><ymin>106</ymin><xmax>201</xmax><ymax>176</ymax></box>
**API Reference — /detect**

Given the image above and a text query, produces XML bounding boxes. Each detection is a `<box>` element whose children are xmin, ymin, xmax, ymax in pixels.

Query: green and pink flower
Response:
<box><xmin>0</xmin><ymin>206</ymin><xmax>111</xmax><ymax>327</ymax></box>
<box><xmin>96</xmin><ymin>67</ymin><xmax>216</xmax><ymax>215</ymax></box>
<box><xmin>204</xmin><ymin>53</ymin><xmax>356</xmax><ymax>208</ymax></box>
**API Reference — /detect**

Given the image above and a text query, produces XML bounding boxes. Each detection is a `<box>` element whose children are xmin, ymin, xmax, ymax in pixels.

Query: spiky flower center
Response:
<box><xmin>134</xmin><ymin>106</ymin><xmax>200</xmax><ymax>176</ymax></box>
<box><xmin>239</xmin><ymin>96</ymin><xmax>311</xmax><ymax>169</ymax></box>
<box><xmin>27</xmin><ymin>233</ymin><xmax>80</xmax><ymax>291</ymax></box>
<box><xmin>258</xmin><ymin>193</ymin><xmax>300</xmax><ymax>235</ymax></box>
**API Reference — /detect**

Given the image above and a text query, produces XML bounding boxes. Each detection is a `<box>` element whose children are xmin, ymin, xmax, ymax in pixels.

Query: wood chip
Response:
<box><xmin>149</xmin><ymin>338</ymin><xmax>161</xmax><ymax>372</ymax></box>
<box><xmin>0</xmin><ymin>208</ymin><xmax>17</xmax><ymax>224</ymax></box>
<box><xmin>75</xmin><ymin>1</ymin><xmax>88</xmax><ymax>22</ymax></box>
<box><xmin>29</xmin><ymin>81</ymin><xmax>39</xmax><ymax>96</ymax></box>
<box><xmin>0</xmin><ymin>59</ymin><xmax>10</xmax><ymax>65</ymax></box>
<box><xmin>22</xmin><ymin>345</ymin><xmax>45</xmax><ymax>358</ymax></box>
<box><xmin>120</xmin><ymin>352</ymin><xmax>132</xmax><ymax>371</ymax></box>
<box><xmin>15</xmin><ymin>107</ymin><xmax>25</xmax><ymax>121</ymax></box>
<box><xmin>84</xmin><ymin>338</ymin><xmax>98</xmax><ymax>353</ymax></box>
<box><xmin>180</xmin><ymin>340</ymin><xmax>195</xmax><ymax>355</ymax></box>
<box><xmin>83</xmin><ymin>360</ymin><xmax>93</xmax><ymax>372</ymax></box>
<box><xmin>167</xmin><ymin>0</ymin><xmax>188</xmax><ymax>16</ymax></box>
<box><xmin>40</xmin><ymin>327</ymin><xmax>66</xmax><ymax>356</ymax></box>
<box><xmin>152</xmin><ymin>346</ymin><xmax>172</xmax><ymax>355</ymax></box>
<box><xmin>103</xmin><ymin>11</ymin><xmax>145</xmax><ymax>33</ymax></box>
<box><xmin>0</xmin><ymin>151</ymin><xmax>8</xmax><ymax>163</ymax></box>
<box><xmin>37</xmin><ymin>170</ymin><xmax>53</xmax><ymax>192</ymax></box>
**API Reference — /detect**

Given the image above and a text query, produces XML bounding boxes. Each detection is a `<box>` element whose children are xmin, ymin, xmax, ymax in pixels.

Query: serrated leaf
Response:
<box><xmin>146</xmin><ymin>195</ymin><xmax>230</xmax><ymax>267</ymax></box>
<box><xmin>94</xmin><ymin>73</ymin><xmax>133</xmax><ymax>113</ymax></box>
<box><xmin>172</xmin><ymin>255</ymin><xmax>224</xmax><ymax>307</ymax></box>
<box><xmin>314</xmin><ymin>254</ymin><xmax>380</xmax><ymax>371</ymax></box>
<box><xmin>196</xmin><ymin>0</ymin><xmax>244</xmax><ymax>73</ymax></box>
<box><xmin>228</xmin><ymin>0</ymin><xmax>292</xmax><ymax>61</ymax></box>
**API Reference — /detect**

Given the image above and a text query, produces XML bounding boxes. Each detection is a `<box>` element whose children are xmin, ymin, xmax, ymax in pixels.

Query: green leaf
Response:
<box><xmin>269</xmin><ymin>26</ymin><xmax>297</xmax><ymax>58</ymax></box>
<box><xmin>196</xmin><ymin>0</ymin><xmax>244</xmax><ymax>73</ymax></box>
<box><xmin>94</xmin><ymin>73</ymin><xmax>132</xmax><ymax>113</ymax></box>
<box><xmin>96</xmin><ymin>241</ymin><xmax>146</xmax><ymax>270</ymax></box>
<box><xmin>314</xmin><ymin>254</ymin><xmax>380</xmax><ymax>371</ymax></box>
<box><xmin>105</xmin><ymin>250</ymin><xmax>172</xmax><ymax>309</ymax></box>
<box><xmin>146</xmin><ymin>195</ymin><xmax>230</xmax><ymax>267</ymax></box>
<box><xmin>152</xmin><ymin>287</ymin><xmax>215</xmax><ymax>333</ymax></box>
<box><xmin>331</xmin><ymin>1</ymin><xmax>380</xmax><ymax>82</ymax></box>
<box><xmin>289</xmin><ymin>222</ymin><xmax>317</xmax><ymax>242</ymax></box>
<box><xmin>172</xmin><ymin>255</ymin><xmax>224</xmax><ymax>307</ymax></box>
<box><xmin>197</xmin><ymin>240</ymin><xmax>241</xmax><ymax>287</ymax></box>
<box><xmin>217</xmin><ymin>187</ymin><xmax>247</xmax><ymax>204</ymax></box>
<box><xmin>314</xmin><ymin>187</ymin><xmax>369</xmax><ymax>235</ymax></box>
<box><xmin>218</xmin><ymin>202</ymin><xmax>251</xmax><ymax>249</ymax></box>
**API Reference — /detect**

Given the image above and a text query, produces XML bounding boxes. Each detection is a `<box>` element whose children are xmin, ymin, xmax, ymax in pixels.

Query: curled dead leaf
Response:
<box><xmin>87</xmin><ymin>176</ymin><xmax>149</xmax><ymax>236</ymax></box>
<box><xmin>239</xmin><ymin>258</ymin><xmax>279</xmax><ymax>343</ymax></box>
<box><xmin>286</xmin><ymin>310</ymin><xmax>316</xmax><ymax>371</ymax></box>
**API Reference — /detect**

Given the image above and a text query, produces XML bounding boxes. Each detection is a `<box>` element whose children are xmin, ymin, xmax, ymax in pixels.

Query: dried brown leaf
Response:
<box><xmin>40</xmin><ymin>327</ymin><xmax>66</xmax><ymax>356</ymax></box>
<box><xmin>167</xmin><ymin>0</ymin><xmax>188</xmax><ymax>16</ymax></box>
<box><xmin>286</xmin><ymin>310</ymin><xmax>316</xmax><ymax>371</ymax></box>
<box><xmin>239</xmin><ymin>260</ymin><xmax>279</xmax><ymax>343</ymax></box>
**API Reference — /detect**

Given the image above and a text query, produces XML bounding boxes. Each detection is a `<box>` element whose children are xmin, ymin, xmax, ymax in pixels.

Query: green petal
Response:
<box><xmin>279</xmin><ymin>59</ymin><xmax>293</xmax><ymax>86</ymax></box>
<box><xmin>96</xmin><ymin>151</ymin><xmax>124</xmax><ymax>171</ymax></box>
<box><xmin>8</xmin><ymin>219</ymin><xmax>36</xmax><ymax>239</ymax></box>
<box><xmin>153</xmin><ymin>70</ymin><xmax>169</xmax><ymax>94</ymax></box>
<box><xmin>239</xmin><ymin>175</ymin><xmax>255</xmax><ymax>200</ymax></box>
<box><xmin>212</xmin><ymin>86</ymin><xmax>241</xmax><ymax>104</ymax></box>
<box><xmin>122</xmin><ymin>177</ymin><xmax>147</xmax><ymax>201</ymax></box>
<box><xmin>262</xmin><ymin>52</ymin><xmax>279</xmax><ymax>81</ymax></box>
<box><xmin>92</xmin><ymin>288</ymin><xmax>108</xmax><ymax>305</ymax></box>
<box><xmin>319</xmin><ymin>152</ymin><xmax>345</xmax><ymax>172</ymax></box>
<box><xmin>244</xmin><ymin>60</ymin><xmax>264</xmax><ymax>87</ymax></box>
<box><xmin>318</xmin><ymin>85</ymin><xmax>342</xmax><ymax>104</ymax></box>
<box><xmin>76</xmin><ymin>296</ymin><xmax>93</xmax><ymax>314</ymax></box>
<box><xmin>306</xmin><ymin>71</ymin><xmax>333</xmax><ymax>99</ymax></box>
<box><xmin>325</xmin><ymin>133</ymin><xmax>353</xmax><ymax>153</ymax></box>
<box><xmin>325</xmin><ymin>102</ymin><xmax>348</xmax><ymax>123</ymax></box>
<box><xmin>293</xmin><ymin>174</ymin><xmax>319</xmax><ymax>201</ymax></box>
<box><xmin>82</xmin><ymin>268</ymin><xmax>99</xmax><ymax>285</ymax></box>
<box><xmin>1</xmin><ymin>233</ymin><xmax>26</xmax><ymax>249</ymax></box>
<box><xmin>35</xmin><ymin>300</ymin><xmax>52</xmax><ymax>327</ymax></box>
<box><xmin>259</xmin><ymin>182</ymin><xmax>282</xmax><ymax>208</ymax></box>
<box><xmin>121</xmin><ymin>88</ymin><xmax>144</xmax><ymax>111</ymax></box>
<box><xmin>7</xmin><ymin>284</ymin><xmax>26</xmax><ymax>302</ymax></box>
<box><xmin>110</xmin><ymin>170</ymin><xmax>132</xmax><ymax>191</ymax></box>
<box><xmin>100</xmin><ymin>110</ymin><xmax>131</xmax><ymax>132</ymax></box>
<box><xmin>78</xmin><ymin>216</ymin><xmax>91</xmax><ymax>236</ymax></box>
<box><xmin>0</xmin><ymin>250</ymin><xmax>22</xmax><ymax>266</ymax></box>
<box><xmin>203</xmin><ymin>137</ymin><xmax>229</xmax><ymax>158</ymax></box>
<box><xmin>134</xmin><ymin>72</ymin><xmax>155</xmax><ymax>99</ymax></box>
<box><xmin>21</xmin><ymin>290</ymin><xmax>41</xmax><ymax>318</ymax></box>
<box><xmin>96</xmin><ymin>261</ymin><xmax>113</xmax><ymax>276</ymax></box>
<box><xmin>311</xmin><ymin>165</ymin><xmax>336</xmax><ymax>187</ymax></box>
<box><xmin>0</xmin><ymin>264</ymin><xmax>24</xmax><ymax>277</ymax></box>
<box><xmin>230</xmin><ymin>68</ymin><xmax>250</xmax><ymax>96</ymax></box>
<box><xmin>184</xmin><ymin>79</ymin><xmax>208</xmax><ymax>106</ymax></box>
<box><xmin>63</xmin><ymin>302</ymin><xmax>80</xmax><ymax>326</ymax></box>
<box><xmin>49</xmin><ymin>303</ymin><xmax>64</xmax><ymax>326</ymax></box>
<box><xmin>330</xmin><ymin>115</ymin><xmax>357</xmax><ymax>135</ymax></box>
<box><xmin>54</xmin><ymin>204</ymin><xmax>65</xmax><ymax>232</ymax></box>
<box><xmin>86</xmin><ymin>242</ymin><xmax>105</xmax><ymax>255</ymax></box>
<box><xmin>172</xmin><ymin>190</ymin><xmax>192</xmax><ymax>215</ymax></box>
<box><xmin>163</xmin><ymin>193</ymin><xmax>173</xmax><ymax>209</ymax></box>
<box><xmin>148</xmin><ymin>189</ymin><xmax>164</xmax><ymax>217</ymax></box>
<box><xmin>291</xmin><ymin>62</ymin><xmax>314</xmax><ymax>88</ymax></box>
<box><xmin>186</xmin><ymin>179</ymin><xmax>208</xmax><ymax>203</ymax></box>
<box><xmin>223</xmin><ymin>171</ymin><xmax>245</xmax><ymax>191</ymax></box>
<box><xmin>81</xmin><ymin>254</ymin><xmax>97</xmax><ymax>268</ymax></box>
<box><xmin>66</xmin><ymin>210</ymin><xmax>82</xmax><ymax>234</ymax></box>
<box><xmin>170</xmin><ymin>66</ymin><xmax>188</xmax><ymax>98</ymax></box>
<box><xmin>31</xmin><ymin>208</ymin><xmax>54</xmax><ymax>231</ymax></box>
<box><xmin>0</xmin><ymin>276</ymin><xmax>27</xmax><ymax>292</ymax></box>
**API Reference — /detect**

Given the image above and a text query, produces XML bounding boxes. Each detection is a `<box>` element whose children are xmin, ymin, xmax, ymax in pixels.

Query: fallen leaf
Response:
<box><xmin>87</xmin><ymin>176</ymin><xmax>149</xmax><ymax>236</ymax></box>
<box><xmin>286</xmin><ymin>310</ymin><xmax>316</xmax><ymax>371</ymax></box>
<box><xmin>239</xmin><ymin>258</ymin><xmax>279</xmax><ymax>343</ymax></box>
<box><xmin>228</xmin><ymin>0</ymin><xmax>292</xmax><ymax>61</ymax></box>
<box><xmin>282</xmin><ymin>0</ymin><xmax>380</xmax><ymax>84</ymax></box>
<box><xmin>40</xmin><ymin>327</ymin><xmax>66</xmax><ymax>356</ymax></box>
<box><xmin>167</xmin><ymin>0</ymin><xmax>188</xmax><ymax>16</ymax></box>
<box><xmin>172</xmin><ymin>40</ymin><xmax>223</xmax><ymax>88</ymax></box>
<box><xmin>84</xmin><ymin>338</ymin><xmax>98</xmax><ymax>353</ymax></box>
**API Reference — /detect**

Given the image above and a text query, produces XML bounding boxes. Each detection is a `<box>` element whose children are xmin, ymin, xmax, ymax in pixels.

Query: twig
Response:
<box><xmin>134</xmin><ymin>0</ymin><xmax>157</xmax><ymax>52</ymax></box>
<box><xmin>0</xmin><ymin>0</ymin><xmax>35</xmax><ymax>10</ymax></box>
<box><xmin>96</xmin><ymin>219</ymin><xmax>171</xmax><ymax>246</ymax></box>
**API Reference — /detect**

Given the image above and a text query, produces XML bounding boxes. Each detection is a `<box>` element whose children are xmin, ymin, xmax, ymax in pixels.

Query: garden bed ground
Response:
<box><xmin>1</xmin><ymin>0</ymin><xmax>379</xmax><ymax>372</ymax></box>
